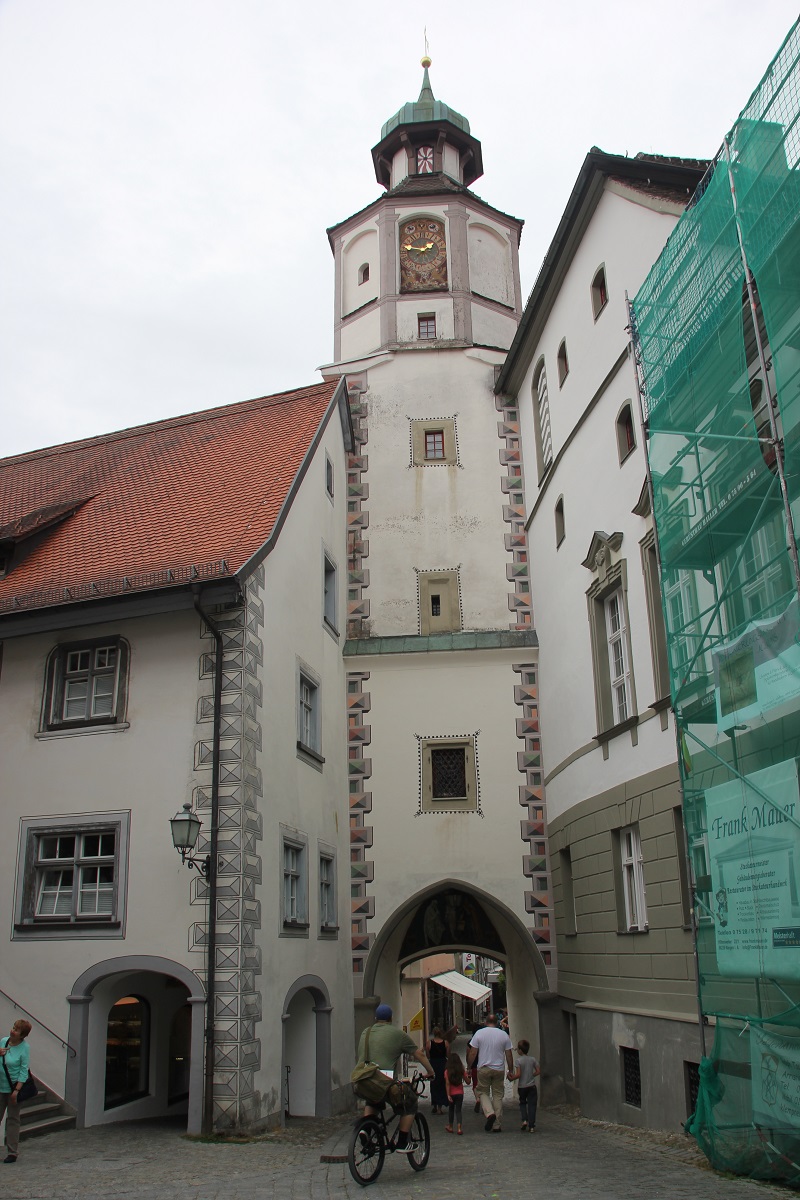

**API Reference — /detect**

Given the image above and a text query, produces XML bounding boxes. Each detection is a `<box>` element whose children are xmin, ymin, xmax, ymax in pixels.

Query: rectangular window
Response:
<box><xmin>685</xmin><ymin>1061</ymin><xmax>700</xmax><ymax>1117</ymax></box>
<box><xmin>323</xmin><ymin>554</ymin><xmax>338</xmax><ymax>633</ymax></box>
<box><xmin>621</xmin><ymin>1047</ymin><xmax>641</xmax><ymax>1107</ymax></box>
<box><xmin>425</xmin><ymin>430</ymin><xmax>445</xmax><ymax>459</ymax></box>
<box><xmin>535</xmin><ymin>364</ymin><xmax>553</xmax><ymax>475</ymax></box>
<box><xmin>619</xmin><ymin>824</ymin><xmax>647</xmax><ymax>931</ymax></box>
<box><xmin>560</xmin><ymin>847</ymin><xmax>577</xmax><ymax>935</ymax></box>
<box><xmin>641</xmin><ymin>536</ymin><xmax>670</xmax><ymax>703</ymax></box>
<box><xmin>42</xmin><ymin>638</ymin><xmax>129</xmax><ymax>732</ymax></box>
<box><xmin>14</xmin><ymin>814</ymin><xmax>129</xmax><ymax>939</ymax></box>
<box><xmin>418</xmin><ymin>570</ymin><xmax>460</xmax><ymax>635</ymax></box>
<box><xmin>411</xmin><ymin>417</ymin><xmax>458</xmax><ymax>467</ymax></box>
<box><xmin>297</xmin><ymin>666</ymin><xmax>324</xmax><ymax>765</ymax></box>
<box><xmin>431</xmin><ymin>746</ymin><xmax>467</xmax><ymax>798</ymax></box>
<box><xmin>418</xmin><ymin>314</ymin><xmax>437</xmax><ymax>340</ymax></box>
<box><xmin>319</xmin><ymin>853</ymin><xmax>337</xmax><ymax>932</ymax></box>
<box><xmin>325</xmin><ymin>453</ymin><xmax>334</xmax><ymax>499</ymax></box>
<box><xmin>673</xmin><ymin>807</ymin><xmax>692</xmax><ymax>928</ymax></box>
<box><xmin>587</xmin><ymin>560</ymin><xmax>637</xmax><ymax>741</ymax></box>
<box><xmin>420</xmin><ymin>736</ymin><xmax>478</xmax><ymax>813</ymax></box>
<box><xmin>284</xmin><ymin>843</ymin><xmax>301</xmax><ymax>921</ymax></box>
<box><xmin>281</xmin><ymin>831</ymin><xmax>308</xmax><ymax>932</ymax></box>
<box><xmin>605</xmin><ymin>590</ymin><xmax>631</xmax><ymax>724</ymax></box>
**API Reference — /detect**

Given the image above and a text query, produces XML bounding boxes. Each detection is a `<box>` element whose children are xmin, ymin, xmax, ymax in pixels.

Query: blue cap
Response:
<box><xmin>375</xmin><ymin>1004</ymin><xmax>392</xmax><ymax>1022</ymax></box>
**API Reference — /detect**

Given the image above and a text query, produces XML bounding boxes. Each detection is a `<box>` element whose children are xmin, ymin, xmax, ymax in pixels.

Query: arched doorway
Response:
<box><xmin>357</xmin><ymin>881</ymin><xmax>550</xmax><ymax>1063</ymax></box>
<box><xmin>281</xmin><ymin>975</ymin><xmax>332</xmax><ymax>1120</ymax></box>
<box><xmin>66</xmin><ymin>955</ymin><xmax>205</xmax><ymax>1132</ymax></box>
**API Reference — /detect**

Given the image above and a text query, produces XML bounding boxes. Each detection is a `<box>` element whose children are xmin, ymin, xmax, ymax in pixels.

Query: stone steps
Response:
<box><xmin>19</xmin><ymin>1089</ymin><xmax>76</xmax><ymax>1140</ymax></box>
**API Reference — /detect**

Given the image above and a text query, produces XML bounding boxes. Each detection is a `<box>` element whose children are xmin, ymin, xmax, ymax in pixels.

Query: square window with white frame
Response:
<box><xmin>42</xmin><ymin>638</ymin><xmax>129</xmax><ymax>732</ymax></box>
<box><xmin>14</xmin><ymin>814</ymin><xmax>130</xmax><ymax>939</ymax></box>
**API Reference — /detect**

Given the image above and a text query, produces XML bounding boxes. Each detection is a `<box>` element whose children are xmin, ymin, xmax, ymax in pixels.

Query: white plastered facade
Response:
<box><xmin>0</xmin><ymin>401</ymin><xmax>354</xmax><ymax>1132</ymax></box>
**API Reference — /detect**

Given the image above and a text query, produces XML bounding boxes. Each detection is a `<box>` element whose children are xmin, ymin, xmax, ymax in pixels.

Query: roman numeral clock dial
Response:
<box><xmin>399</xmin><ymin>219</ymin><xmax>448</xmax><ymax>292</ymax></box>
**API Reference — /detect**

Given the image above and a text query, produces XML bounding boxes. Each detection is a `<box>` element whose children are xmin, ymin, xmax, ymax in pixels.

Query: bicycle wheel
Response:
<box><xmin>348</xmin><ymin>1117</ymin><xmax>385</xmax><ymax>1186</ymax></box>
<box><xmin>407</xmin><ymin>1113</ymin><xmax>431</xmax><ymax>1171</ymax></box>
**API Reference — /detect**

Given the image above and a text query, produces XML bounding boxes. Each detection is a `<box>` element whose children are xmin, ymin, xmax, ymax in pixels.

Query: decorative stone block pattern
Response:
<box><xmin>513</xmin><ymin>663</ymin><xmax>556</xmax><ymax>972</ymax></box>
<box><xmin>191</xmin><ymin>566</ymin><xmax>265</xmax><ymax>1129</ymax></box>
<box><xmin>346</xmin><ymin>380</ymin><xmax>370</xmax><ymax>638</ymax></box>
<box><xmin>348</xmin><ymin>670</ymin><xmax>374</xmax><ymax>979</ymax></box>
<box><xmin>496</xmin><ymin>395</ymin><xmax>533</xmax><ymax>630</ymax></box>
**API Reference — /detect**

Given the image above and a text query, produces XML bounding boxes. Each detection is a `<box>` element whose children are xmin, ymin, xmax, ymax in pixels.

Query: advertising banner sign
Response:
<box><xmin>752</xmin><ymin>1027</ymin><xmax>800</xmax><ymax>1128</ymax></box>
<box><xmin>706</xmin><ymin>759</ymin><xmax>800</xmax><ymax>979</ymax></box>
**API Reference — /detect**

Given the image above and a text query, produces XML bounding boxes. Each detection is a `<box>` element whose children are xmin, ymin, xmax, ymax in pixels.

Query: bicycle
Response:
<box><xmin>347</xmin><ymin>1072</ymin><xmax>431</xmax><ymax>1186</ymax></box>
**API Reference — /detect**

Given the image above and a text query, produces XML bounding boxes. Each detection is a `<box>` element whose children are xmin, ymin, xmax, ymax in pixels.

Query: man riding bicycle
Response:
<box><xmin>356</xmin><ymin>1003</ymin><xmax>435</xmax><ymax>1153</ymax></box>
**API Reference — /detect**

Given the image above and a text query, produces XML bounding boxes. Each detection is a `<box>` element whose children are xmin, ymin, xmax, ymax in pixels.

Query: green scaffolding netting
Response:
<box><xmin>632</xmin><ymin>16</ymin><xmax>800</xmax><ymax>1184</ymax></box>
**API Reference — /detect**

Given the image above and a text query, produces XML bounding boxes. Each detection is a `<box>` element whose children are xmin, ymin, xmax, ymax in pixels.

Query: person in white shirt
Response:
<box><xmin>466</xmin><ymin>1012</ymin><xmax>513</xmax><ymax>1132</ymax></box>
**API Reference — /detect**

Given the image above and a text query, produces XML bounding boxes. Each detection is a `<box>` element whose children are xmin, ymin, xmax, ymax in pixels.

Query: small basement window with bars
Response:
<box><xmin>621</xmin><ymin>1046</ymin><xmax>641</xmax><ymax>1107</ymax></box>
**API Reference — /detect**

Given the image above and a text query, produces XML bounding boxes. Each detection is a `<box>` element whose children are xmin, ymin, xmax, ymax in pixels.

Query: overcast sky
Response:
<box><xmin>1</xmin><ymin>0</ymin><xmax>797</xmax><ymax>457</ymax></box>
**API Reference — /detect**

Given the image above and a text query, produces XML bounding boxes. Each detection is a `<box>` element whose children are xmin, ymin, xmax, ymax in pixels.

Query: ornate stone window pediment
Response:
<box><xmin>582</xmin><ymin>531</ymin><xmax>624</xmax><ymax>584</ymax></box>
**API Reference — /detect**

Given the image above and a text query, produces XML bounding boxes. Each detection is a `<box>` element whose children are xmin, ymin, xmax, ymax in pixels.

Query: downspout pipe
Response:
<box><xmin>193</xmin><ymin>589</ymin><xmax>224</xmax><ymax>1135</ymax></box>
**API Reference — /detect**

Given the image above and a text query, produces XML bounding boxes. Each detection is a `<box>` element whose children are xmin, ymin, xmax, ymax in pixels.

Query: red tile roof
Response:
<box><xmin>0</xmin><ymin>380</ymin><xmax>342</xmax><ymax>614</ymax></box>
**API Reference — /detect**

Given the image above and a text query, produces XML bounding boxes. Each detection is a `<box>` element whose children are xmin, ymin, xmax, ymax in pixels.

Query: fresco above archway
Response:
<box><xmin>400</xmin><ymin>889</ymin><xmax>504</xmax><ymax>959</ymax></box>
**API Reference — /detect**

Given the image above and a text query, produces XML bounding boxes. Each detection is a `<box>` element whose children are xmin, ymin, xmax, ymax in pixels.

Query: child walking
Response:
<box><xmin>444</xmin><ymin>1051</ymin><xmax>465</xmax><ymax>1134</ymax></box>
<box><xmin>509</xmin><ymin>1038</ymin><xmax>540</xmax><ymax>1131</ymax></box>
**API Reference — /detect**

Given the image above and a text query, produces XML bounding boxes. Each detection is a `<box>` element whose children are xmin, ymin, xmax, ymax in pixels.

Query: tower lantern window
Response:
<box><xmin>417</xmin><ymin>146</ymin><xmax>434</xmax><ymax>174</ymax></box>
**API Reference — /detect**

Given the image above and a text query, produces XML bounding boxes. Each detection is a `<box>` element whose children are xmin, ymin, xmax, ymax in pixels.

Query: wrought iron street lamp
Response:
<box><xmin>169</xmin><ymin>802</ymin><xmax>211</xmax><ymax>877</ymax></box>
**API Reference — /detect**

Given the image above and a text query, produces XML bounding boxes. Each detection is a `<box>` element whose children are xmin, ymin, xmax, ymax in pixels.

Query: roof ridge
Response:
<box><xmin>2</xmin><ymin>379</ymin><xmax>336</xmax><ymax>467</ymax></box>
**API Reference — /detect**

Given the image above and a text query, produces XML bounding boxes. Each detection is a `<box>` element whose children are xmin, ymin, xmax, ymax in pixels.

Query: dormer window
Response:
<box><xmin>0</xmin><ymin>541</ymin><xmax>12</xmax><ymax>578</ymax></box>
<box><xmin>417</xmin><ymin>146</ymin><xmax>434</xmax><ymax>174</ymax></box>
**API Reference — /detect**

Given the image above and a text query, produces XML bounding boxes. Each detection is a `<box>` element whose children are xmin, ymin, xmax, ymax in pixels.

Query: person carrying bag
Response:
<box><xmin>0</xmin><ymin>1019</ymin><xmax>36</xmax><ymax>1164</ymax></box>
<box><xmin>351</xmin><ymin>1024</ymin><xmax>393</xmax><ymax>1104</ymax></box>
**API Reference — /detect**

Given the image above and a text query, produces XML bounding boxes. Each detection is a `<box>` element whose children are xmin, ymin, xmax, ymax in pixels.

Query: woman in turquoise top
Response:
<box><xmin>0</xmin><ymin>1019</ymin><xmax>31</xmax><ymax>1163</ymax></box>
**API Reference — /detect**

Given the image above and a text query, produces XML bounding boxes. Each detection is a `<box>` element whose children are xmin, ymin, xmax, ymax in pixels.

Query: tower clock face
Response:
<box><xmin>399</xmin><ymin>219</ymin><xmax>448</xmax><ymax>293</ymax></box>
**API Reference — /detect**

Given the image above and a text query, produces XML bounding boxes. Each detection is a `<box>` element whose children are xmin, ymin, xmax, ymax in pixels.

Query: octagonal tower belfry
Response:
<box><xmin>320</xmin><ymin>61</ymin><xmax>555</xmax><ymax>1047</ymax></box>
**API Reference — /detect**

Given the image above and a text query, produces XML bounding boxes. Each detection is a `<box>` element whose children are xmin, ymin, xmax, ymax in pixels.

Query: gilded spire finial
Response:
<box><xmin>421</xmin><ymin>26</ymin><xmax>431</xmax><ymax>69</ymax></box>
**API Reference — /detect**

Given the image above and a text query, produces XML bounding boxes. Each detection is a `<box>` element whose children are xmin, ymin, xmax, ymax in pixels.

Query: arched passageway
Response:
<box><xmin>66</xmin><ymin>955</ymin><xmax>205</xmax><ymax>1132</ymax></box>
<box><xmin>281</xmin><ymin>975</ymin><xmax>333</xmax><ymax>1120</ymax></box>
<box><xmin>357</xmin><ymin>880</ymin><xmax>551</xmax><ymax>1060</ymax></box>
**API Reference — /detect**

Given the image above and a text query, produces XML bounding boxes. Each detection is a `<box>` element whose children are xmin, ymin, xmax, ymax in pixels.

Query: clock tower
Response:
<box><xmin>321</xmin><ymin>62</ymin><xmax>555</xmax><ymax>1047</ymax></box>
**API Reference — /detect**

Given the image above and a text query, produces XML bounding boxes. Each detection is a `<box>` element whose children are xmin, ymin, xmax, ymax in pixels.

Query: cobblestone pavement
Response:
<box><xmin>2</xmin><ymin>1099</ymin><xmax>791</xmax><ymax>1200</ymax></box>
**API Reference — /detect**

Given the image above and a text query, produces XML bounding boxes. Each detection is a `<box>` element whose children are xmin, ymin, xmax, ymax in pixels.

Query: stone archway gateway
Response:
<box><xmin>356</xmin><ymin>881</ymin><xmax>553</xmax><ymax>1074</ymax></box>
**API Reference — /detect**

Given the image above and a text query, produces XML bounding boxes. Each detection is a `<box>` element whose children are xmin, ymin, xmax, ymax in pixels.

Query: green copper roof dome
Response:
<box><xmin>380</xmin><ymin>62</ymin><xmax>471</xmax><ymax>139</ymax></box>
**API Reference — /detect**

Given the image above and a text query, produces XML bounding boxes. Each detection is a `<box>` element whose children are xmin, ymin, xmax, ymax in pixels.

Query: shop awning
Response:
<box><xmin>429</xmin><ymin>971</ymin><xmax>491</xmax><ymax>1004</ymax></box>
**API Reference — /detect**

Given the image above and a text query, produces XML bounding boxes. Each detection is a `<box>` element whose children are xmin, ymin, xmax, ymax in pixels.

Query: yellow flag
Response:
<box><xmin>408</xmin><ymin>1009</ymin><xmax>425</xmax><ymax>1033</ymax></box>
